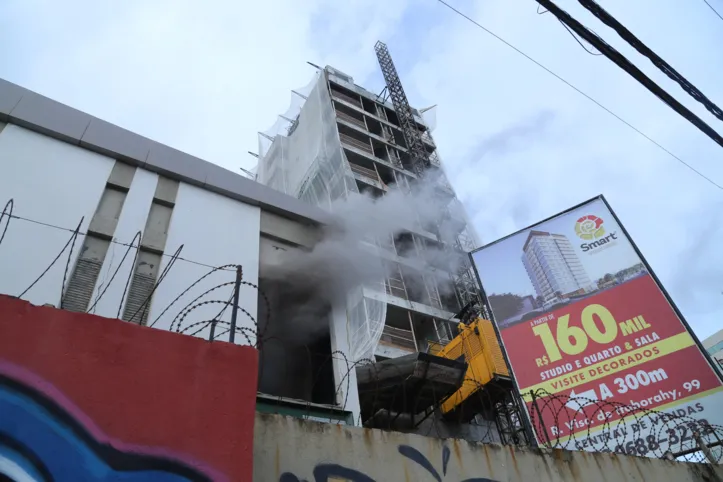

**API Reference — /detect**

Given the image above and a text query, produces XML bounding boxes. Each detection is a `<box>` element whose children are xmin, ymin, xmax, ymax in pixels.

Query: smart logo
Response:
<box><xmin>575</xmin><ymin>215</ymin><xmax>618</xmax><ymax>252</ymax></box>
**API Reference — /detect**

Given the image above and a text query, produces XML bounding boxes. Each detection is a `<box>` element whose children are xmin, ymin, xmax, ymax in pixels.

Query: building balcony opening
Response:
<box><xmin>383</xmin><ymin>261</ymin><xmax>408</xmax><ymax>299</ymax></box>
<box><xmin>361</xmin><ymin>97</ymin><xmax>378</xmax><ymax>116</ymax></box>
<box><xmin>345</xmin><ymin>150</ymin><xmax>381</xmax><ymax>186</ymax></box>
<box><xmin>371</xmin><ymin>139</ymin><xmax>392</xmax><ymax>164</ymax></box>
<box><xmin>365</xmin><ymin>117</ymin><xmax>383</xmax><ymax>137</ymax></box>
<box><xmin>393</xmin><ymin>232</ymin><xmax>417</xmax><ymax>259</ymax></box>
<box><xmin>410</xmin><ymin>313</ymin><xmax>455</xmax><ymax>353</ymax></box>
<box><xmin>379</xmin><ymin>305</ymin><xmax>417</xmax><ymax>353</ymax></box>
<box><xmin>397</xmin><ymin>150</ymin><xmax>413</xmax><ymax>171</ymax></box>
<box><xmin>334</xmin><ymin>102</ymin><xmax>366</xmax><ymax>130</ymax></box>
<box><xmin>329</xmin><ymin>83</ymin><xmax>362</xmax><ymax>109</ymax></box>
<box><xmin>400</xmin><ymin>266</ymin><xmax>428</xmax><ymax>306</ymax></box>
<box><xmin>385</xmin><ymin>108</ymin><xmax>400</xmax><ymax>127</ymax></box>
<box><xmin>356</xmin><ymin>181</ymin><xmax>383</xmax><ymax>199</ymax></box>
<box><xmin>438</xmin><ymin>277</ymin><xmax>461</xmax><ymax>313</ymax></box>
<box><xmin>338</xmin><ymin>124</ymin><xmax>373</xmax><ymax>155</ymax></box>
<box><xmin>376</xmin><ymin>164</ymin><xmax>396</xmax><ymax>186</ymax></box>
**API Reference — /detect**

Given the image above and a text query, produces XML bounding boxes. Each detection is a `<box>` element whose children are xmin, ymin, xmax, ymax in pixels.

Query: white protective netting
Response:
<box><xmin>257</xmin><ymin>72</ymin><xmax>386</xmax><ymax>362</ymax></box>
<box><xmin>421</xmin><ymin>105</ymin><xmax>437</xmax><ymax>132</ymax></box>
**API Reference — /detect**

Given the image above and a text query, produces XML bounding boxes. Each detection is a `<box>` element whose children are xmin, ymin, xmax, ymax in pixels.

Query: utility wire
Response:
<box><xmin>576</xmin><ymin>0</ymin><xmax>723</xmax><ymax>122</ymax></box>
<box><xmin>557</xmin><ymin>20</ymin><xmax>602</xmax><ymax>56</ymax></box>
<box><xmin>435</xmin><ymin>0</ymin><xmax>723</xmax><ymax>191</ymax></box>
<box><xmin>537</xmin><ymin>0</ymin><xmax>723</xmax><ymax>148</ymax></box>
<box><xmin>537</xmin><ymin>4</ymin><xmax>601</xmax><ymax>56</ymax></box>
<box><xmin>703</xmin><ymin>0</ymin><xmax>723</xmax><ymax>22</ymax></box>
<box><xmin>4</xmin><ymin>211</ymin><xmax>230</xmax><ymax>270</ymax></box>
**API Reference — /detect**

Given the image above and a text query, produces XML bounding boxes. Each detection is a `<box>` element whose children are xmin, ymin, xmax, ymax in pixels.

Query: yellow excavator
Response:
<box><xmin>430</xmin><ymin>317</ymin><xmax>511</xmax><ymax>417</ymax></box>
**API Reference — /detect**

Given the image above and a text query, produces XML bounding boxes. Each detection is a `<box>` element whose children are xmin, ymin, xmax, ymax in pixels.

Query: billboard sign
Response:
<box><xmin>470</xmin><ymin>196</ymin><xmax>723</xmax><ymax>456</ymax></box>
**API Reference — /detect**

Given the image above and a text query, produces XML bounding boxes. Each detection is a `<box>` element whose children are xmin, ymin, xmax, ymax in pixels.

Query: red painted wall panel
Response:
<box><xmin>0</xmin><ymin>295</ymin><xmax>257</xmax><ymax>481</ymax></box>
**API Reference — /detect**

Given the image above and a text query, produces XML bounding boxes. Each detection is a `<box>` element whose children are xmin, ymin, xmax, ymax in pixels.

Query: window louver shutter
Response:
<box><xmin>61</xmin><ymin>258</ymin><xmax>102</xmax><ymax>312</ymax></box>
<box><xmin>122</xmin><ymin>272</ymin><xmax>156</xmax><ymax>325</ymax></box>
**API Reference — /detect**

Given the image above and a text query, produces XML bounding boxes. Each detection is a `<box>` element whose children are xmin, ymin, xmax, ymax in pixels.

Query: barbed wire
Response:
<box><xmin>0</xmin><ymin>199</ymin><xmax>12</xmax><ymax>247</ymax></box>
<box><xmin>4</xmin><ymin>199</ymin><xmax>722</xmax><ymax>464</ymax></box>
<box><xmin>528</xmin><ymin>388</ymin><xmax>723</xmax><ymax>463</ymax></box>
<box><xmin>253</xmin><ymin>335</ymin><xmax>512</xmax><ymax>445</ymax></box>
<box><xmin>18</xmin><ymin>216</ymin><xmax>84</xmax><ymax>302</ymax></box>
<box><xmin>125</xmin><ymin>243</ymin><xmax>185</xmax><ymax>324</ymax></box>
<box><xmin>250</xmin><ymin>333</ymin><xmax>723</xmax><ymax>465</ymax></box>
<box><xmin>87</xmin><ymin>231</ymin><xmax>141</xmax><ymax>315</ymax></box>
<box><xmin>0</xmin><ymin>198</ymin><xmax>235</xmax><ymax>316</ymax></box>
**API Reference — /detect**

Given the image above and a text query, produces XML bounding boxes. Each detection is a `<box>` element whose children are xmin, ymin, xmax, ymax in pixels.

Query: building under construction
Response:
<box><xmin>254</xmin><ymin>43</ymin><xmax>523</xmax><ymax>441</ymax></box>
<box><xmin>257</xmin><ymin>42</ymin><xmax>478</xmax><ymax>356</ymax></box>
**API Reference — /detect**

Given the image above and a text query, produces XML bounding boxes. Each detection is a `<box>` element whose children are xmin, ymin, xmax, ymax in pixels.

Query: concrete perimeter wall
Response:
<box><xmin>254</xmin><ymin>413</ymin><xmax>723</xmax><ymax>482</ymax></box>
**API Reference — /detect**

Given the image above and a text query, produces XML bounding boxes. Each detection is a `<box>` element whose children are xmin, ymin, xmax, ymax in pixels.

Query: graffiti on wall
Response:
<box><xmin>279</xmin><ymin>444</ymin><xmax>499</xmax><ymax>482</ymax></box>
<box><xmin>0</xmin><ymin>361</ymin><xmax>214</xmax><ymax>481</ymax></box>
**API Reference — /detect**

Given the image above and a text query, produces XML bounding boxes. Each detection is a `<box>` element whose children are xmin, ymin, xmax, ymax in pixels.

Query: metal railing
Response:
<box><xmin>379</xmin><ymin>325</ymin><xmax>417</xmax><ymax>351</ymax></box>
<box><xmin>336</xmin><ymin>110</ymin><xmax>366</xmax><ymax>129</ymax></box>
<box><xmin>339</xmin><ymin>133</ymin><xmax>374</xmax><ymax>155</ymax></box>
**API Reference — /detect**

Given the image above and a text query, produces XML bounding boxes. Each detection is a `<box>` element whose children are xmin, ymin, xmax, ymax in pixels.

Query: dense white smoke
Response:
<box><xmin>261</xmin><ymin>172</ymin><xmax>472</xmax><ymax>343</ymax></box>
<box><xmin>257</xmin><ymin>172</ymin><xmax>475</xmax><ymax>400</ymax></box>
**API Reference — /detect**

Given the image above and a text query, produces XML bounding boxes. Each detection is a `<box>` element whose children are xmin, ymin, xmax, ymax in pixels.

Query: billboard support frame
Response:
<box><xmin>468</xmin><ymin>252</ymin><xmax>539</xmax><ymax>447</ymax></box>
<box><xmin>599</xmin><ymin>195</ymin><xmax>723</xmax><ymax>384</ymax></box>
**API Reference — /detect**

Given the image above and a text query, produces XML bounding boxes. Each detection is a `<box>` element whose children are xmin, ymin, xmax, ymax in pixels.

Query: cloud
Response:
<box><xmin>1</xmin><ymin>0</ymin><xmax>721</xmax><ymax>339</ymax></box>
<box><xmin>404</xmin><ymin>0</ymin><xmax>723</xmax><ymax>337</ymax></box>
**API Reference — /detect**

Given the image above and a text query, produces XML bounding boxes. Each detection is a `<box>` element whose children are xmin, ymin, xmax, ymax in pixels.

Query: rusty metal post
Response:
<box><xmin>229</xmin><ymin>265</ymin><xmax>243</xmax><ymax>344</ymax></box>
<box><xmin>209</xmin><ymin>318</ymin><xmax>217</xmax><ymax>341</ymax></box>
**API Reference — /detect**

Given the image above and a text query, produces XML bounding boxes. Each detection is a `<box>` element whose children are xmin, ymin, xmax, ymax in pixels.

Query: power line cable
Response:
<box><xmin>577</xmin><ymin>0</ymin><xmax>723</xmax><ymax>122</ymax></box>
<box><xmin>434</xmin><ymin>0</ymin><xmax>723</xmax><ymax>191</ymax></box>
<box><xmin>557</xmin><ymin>20</ymin><xmax>602</xmax><ymax>56</ymax></box>
<box><xmin>537</xmin><ymin>0</ymin><xmax>723</xmax><ymax>148</ymax></box>
<box><xmin>703</xmin><ymin>0</ymin><xmax>723</xmax><ymax>22</ymax></box>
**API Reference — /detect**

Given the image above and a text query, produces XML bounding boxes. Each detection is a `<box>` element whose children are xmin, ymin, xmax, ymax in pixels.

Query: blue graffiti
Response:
<box><xmin>279</xmin><ymin>444</ymin><xmax>498</xmax><ymax>482</ymax></box>
<box><xmin>0</xmin><ymin>375</ymin><xmax>213</xmax><ymax>481</ymax></box>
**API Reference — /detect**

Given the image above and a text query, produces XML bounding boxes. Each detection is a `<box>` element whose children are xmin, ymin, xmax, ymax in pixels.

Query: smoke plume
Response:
<box><xmin>261</xmin><ymin>171</ymin><xmax>471</xmax><ymax>342</ymax></box>
<box><xmin>257</xmin><ymin>171</ymin><xmax>473</xmax><ymax>401</ymax></box>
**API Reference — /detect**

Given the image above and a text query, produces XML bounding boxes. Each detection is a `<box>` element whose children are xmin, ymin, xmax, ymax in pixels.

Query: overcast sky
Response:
<box><xmin>1</xmin><ymin>0</ymin><xmax>721</xmax><ymax>339</ymax></box>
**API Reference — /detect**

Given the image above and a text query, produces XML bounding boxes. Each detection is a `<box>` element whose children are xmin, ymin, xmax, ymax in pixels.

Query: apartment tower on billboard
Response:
<box><xmin>521</xmin><ymin>230</ymin><xmax>593</xmax><ymax>305</ymax></box>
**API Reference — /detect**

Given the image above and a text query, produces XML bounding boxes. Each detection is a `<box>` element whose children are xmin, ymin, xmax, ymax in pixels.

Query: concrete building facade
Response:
<box><xmin>522</xmin><ymin>230</ymin><xmax>592</xmax><ymax>305</ymax></box>
<box><xmin>255</xmin><ymin>65</ymin><xmax>477</xmax><ymax>366</ymax></box>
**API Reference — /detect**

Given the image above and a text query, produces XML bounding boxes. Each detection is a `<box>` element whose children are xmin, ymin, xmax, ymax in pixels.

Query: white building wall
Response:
<box><xmin>0</xmin><ymin>125</ymin><xmax>113</xmax><ymax>307</ymax></box>
<box><xmin>87</xmin><ymin>169</ymin><xmax>158</xmax><ymax>317</ymax></box>
<box><xmin>147</xmin><ymin>182</ymin><xmax>261</xmax><ymax>344</ymax></box>
<box><xmin>0</xmin><ymin>125</ymin><xmax>264</xmax><ymax>345</ymax></box>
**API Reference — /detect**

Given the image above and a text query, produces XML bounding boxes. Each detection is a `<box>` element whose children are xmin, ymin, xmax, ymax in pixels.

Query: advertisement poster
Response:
<box><xmin>470</xmin><ymin>196</ymin><xmax>723</xmax><ymax>456</ymax></box>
